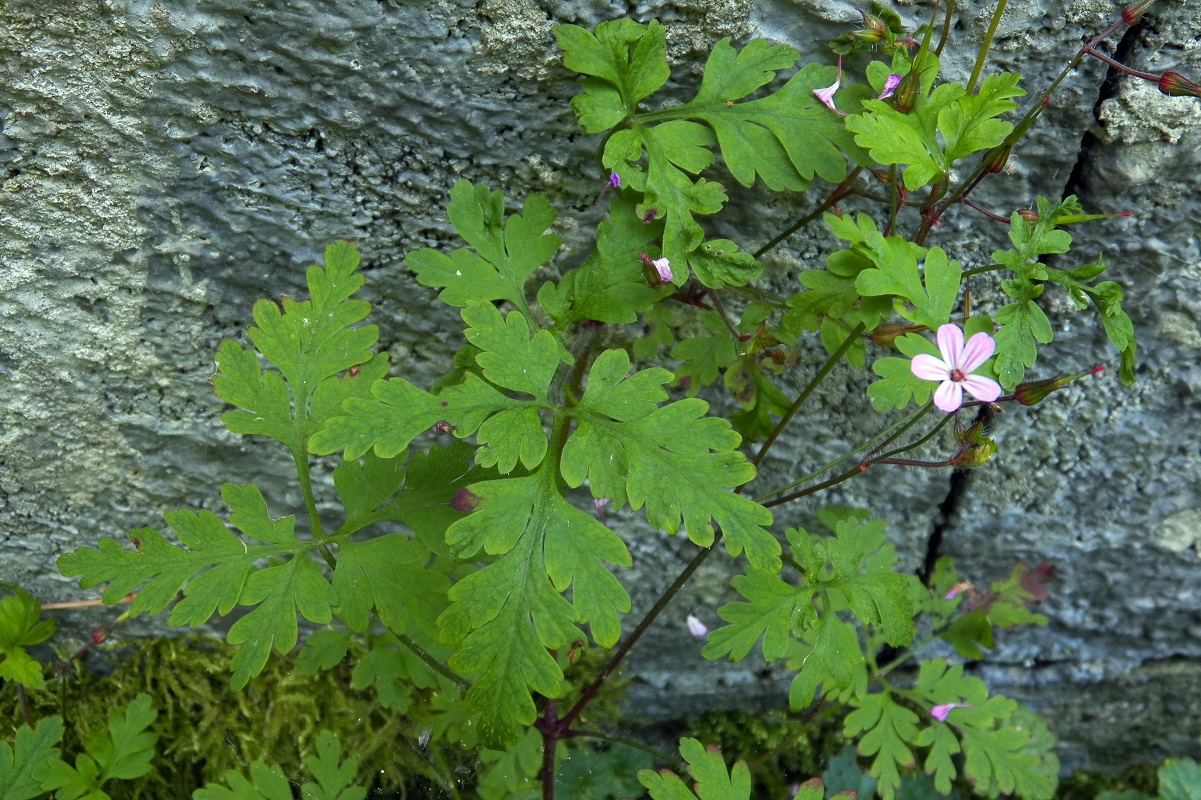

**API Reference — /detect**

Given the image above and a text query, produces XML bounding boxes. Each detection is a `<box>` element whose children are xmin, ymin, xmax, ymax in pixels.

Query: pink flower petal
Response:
<box><xmin>878</xmin><ymin>73</ymin><xmax>902</xmax><ymax>100</ymax></box>
<box><xmin>931</xmin><ymin>703</ymin><xmax>972</xmax><ymax>721</ymax></box>
<box><xmin>961</xmin><ymin>374</ymin><xmax>1002</xmax><ymax>403</ymax></box>
<box><xmin>686</xmin><ymin>614</ymin><xmax>708</xmax><ymax>638</ymax></box>
<box><xmin>652</xmin><ymin>257</ymin><xmax>672</xmax><ymax>283</ymax></box>
<box><xmin>813</xmin><ymin>57</ymin><xmax>843</xmax><ymax>112</ymax></box>
<box><xmin>933</xmin><ymin>380</ymin><xmax>964</xmax><ymax>412</ymax></box>
<box><xmin>936</xmin><ymin>324</ymin><xmax>964</xmax><ymax>366</ymax></box>
<box><xmin>911</xmin><ymin>353</ymin><xmax>951</xmax><ymax>381</ymax></box>
<box><xmin>959</xmin><ymin>332</ymin><xmax>996</xmax><ymax>372</ymax></box>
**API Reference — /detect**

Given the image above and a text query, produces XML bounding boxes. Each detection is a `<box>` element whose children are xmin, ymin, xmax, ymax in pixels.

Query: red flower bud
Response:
<box><xmin>1122</xmin><ymin>0</ymin><xmax>1156</xmax><ymax>24</ymax></box>
<box><xmin>450</xmin><ymin>488</ymin><xmax>480</xmax><ymax>513</ymax></box>
<box><xmin>1014</xmin><ymin>366</ymin><xmax>1105</xmax><ymax>406</ymax></box>
<box><xmin>1158</xmin><ymin>72</ymin><xmax>1201</xmax><ymax>98</ymax></box>
<box><xmin>982</xmin><ymin>144</ymin><xmax>1012</xmax><ymax>174</ymax></box>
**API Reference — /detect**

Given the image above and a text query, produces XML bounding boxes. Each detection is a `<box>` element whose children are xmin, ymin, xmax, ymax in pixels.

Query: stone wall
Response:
<box><xmin>1</xmin><ymin>0</ymin><xmax>1199</xmax><ymax>773</ymax></box>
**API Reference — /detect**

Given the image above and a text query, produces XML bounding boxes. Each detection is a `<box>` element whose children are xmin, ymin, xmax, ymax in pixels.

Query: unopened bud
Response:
<box><xmin>1122</xmin><ymin>0</ymin><xmax>1156</xmax><ymax>25</ymax></box>
<box><xmin>1158</xmin><ymin>71</ymin><xmax>1201</xmax><ymax>98</ymax></box>
<box><xmin>450</xmin><ymin>488</ymin><xmax>480</xmax><ymax>513</ymax></box>
<box><xmin>982</xmin><ymin>144</ymin><xmax>1012</xmax><ymax>174</ymax></box>
<box><xmin>950</xmin><ymin>436</ymin><xmax>996</xmax><ymax>469</ymax></box>
<box><xmin>892</xmin><ymin>71</ymin><xmax>921</xmax><ymax>113</ymax></box>
<box><xmin>1017</xmin><ymin>209</ymin><xmax>1039</xmax><ymax>223</ymax></box>
<box><xmin>870</xmin><ymin>323</ymin><xmax>923</xmax><ymax>347</ymax></box>
<box><xmin>1014</xmin><ymin>366</ymin><xmax>1105</xmax><ymax>406</ymax></box>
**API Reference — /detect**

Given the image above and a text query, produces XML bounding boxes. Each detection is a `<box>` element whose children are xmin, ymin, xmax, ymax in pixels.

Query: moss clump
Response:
<box><xmin>688</xmin><ymin>708</ymin><xmax>845</xmax><ymax>797</ymax></box>
<box><xmin>1056</xmin><ymin>763</ymin><xmax>1159</xmax><ymax>800</ymax></box>
<box><xmin>0</xmin><ymin>635</ymin><xmax>472</xmax><ymax>798</ymax></box>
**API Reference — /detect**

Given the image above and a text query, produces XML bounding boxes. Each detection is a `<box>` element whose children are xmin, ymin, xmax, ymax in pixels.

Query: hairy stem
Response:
<box><xmin>752</xmin><ymin>322</ymin><xmax>866</xmax><ymax>470</ymax></box>
<box><xmin>753</xmin><ymin>167</ymin><xmax>862</xmax><ymax>258</ymax></box>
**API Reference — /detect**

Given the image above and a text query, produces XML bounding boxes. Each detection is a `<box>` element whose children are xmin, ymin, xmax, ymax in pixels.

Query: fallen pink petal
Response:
<box><xmin>910</xmin><ymin>323</ymin><xmax>1002</xmax><ymax>412</ymax></box>
<box><xmin>686</xmin><ymin>614</ymin><xmax>708</xmax><ymax>637</ymax></box>
<box><xmin>813</xmin><ymin>56</ymin><xmax>844</xmax><ymax>113</ymax></box>
<box><xmin>931</xmin><ymin>702</ymin><xmax>973</xmax><ymax>721</ymax></box>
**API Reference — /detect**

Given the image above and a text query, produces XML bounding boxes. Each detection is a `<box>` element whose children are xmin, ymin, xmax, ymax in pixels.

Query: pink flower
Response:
<box><xmin>686</xmin><ymin>614</ymin><xmax>708</xmax><ymax>637</ymax></box>
<box><xmin>641</xmin><ymin>253</ymin><xmax>672</xmax><ymax>284</ymax></box>
<box><xmin>813</xmin><ymin>56</ymin><xmax>844</xmax><ymax>114</ymax></box>
<box><xmin>878</xmin><ymin>73</ymin><xmax>902</xmax><ymax>100</ymax></box>
<box><xmin>608</xmin><ymin>172</ymin><xmax>621</xmax><ymax>188</ymax></box>
<box><xmin>931</xmin><ymin>703</ymin><xmax>973</xmax><ymax>722</ymax></box>
<box><xmin>910</xmin><ymin>324</ymin><xmax>1002</xmax><ymax>413</ymax></box>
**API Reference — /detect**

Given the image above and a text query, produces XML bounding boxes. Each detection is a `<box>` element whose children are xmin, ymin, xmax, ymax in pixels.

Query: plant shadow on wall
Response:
<box><xmin>3</xmin><ymin>0</ymin><xmax>1199</xmax><ymax>797</ymax></box>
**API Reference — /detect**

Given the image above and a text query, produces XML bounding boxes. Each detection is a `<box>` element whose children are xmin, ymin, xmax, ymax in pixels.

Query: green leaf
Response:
<box><xmin>555</xmin><ymin>20</ymin><xmax>669</xmax><ymax>130</ymax></box>
<box><xmin>214</xmin><ymin>241</ymin><xmax>379</xmax><ymax>453</ymax></box>
<box><xmin>312</xmin><ymin>303</ymin><xmax>569</xmax><ymax>472</ymax></box>
<box><xmin>562</xmin><ymin>350</ymin><xmax>779</xmax><ymax>572</ymax></box>
<box><xmin>59</xmin><ymin>484</ymin><xmax>335</xmax><ymax>689</ymax></box>
<box><xmin>555</xmin><ymin>744</ymin><xmax>654</xmax><ymax>799</ymax></box>
<box><xmin>0</xmin><ymin>585</ymin><xmax>54</xmax><ymax>691</ymax></box>
<box><xmin>788</xmin><ymin>613</ymin><xmax>863</xmax><ymax>711</ymax></box>
<box><xmin>855</xmin><ymin>236</ymin><xmax>961</xmax><ymax>330</ymax></box>
<box><xmin>193</xmin><ymin>764</ymin><xmax>294</xmax><ymax>800</ymax></box>
<box><xmin>295</xmin><ymin>629</ymin><xmax>352</xmax><ymax>675</ymax></box>
<box><xmin>538</xmin><ymin>195</ymin><xmax>662</xmax><ymax>326</ymax></box>
<box><xmin>702</xmin><ymin>569</ymin><xmax>811</xmax><ymax>663</ymax></box>
<box><xmin>686</xmin><ymin>239</ymin><xmax>763</xmax><ymax>289</ymax></box>
<box><xmin>477</xmin><ymin>728</ymin><xmax>544</xmax><ymax>800</ymax></box>
<box><xmin>843</xmin><ymin>692</ymin><xmax>918</xmax><ymax>800</ymax></box>
<box><xmin>300</xmin><ymin>730</ymin><xmax>367</xmax><ymax>800</ymax></box>
<box><xmin>846</xmin><ymin>56</ymin><xmax>957</xmax><ymax>190</ymax></box>
<box><xmin>638</xmin><ymin>738</ymin><xmax>752</xmax><ymax>800</ymax></box>
<box><xmin>993</xmin><ymin>295</ymin><xmax>1052</xmax><ymax>388</ymax></box>
<box><xmin>37</xmin><ymin>695</ymin><xmax>157</xmax><ymax>799</ymax></box>
<box><xmin>939</xmin><ymin>73</ymin><xmax>1025</xmax><ymax>162</ymax></box>
<box><xmin>332</xmin><ymin>534</ymin><xmax>448</xmax><ymax>639</ymax></box>
<box><xmin>1159</xmin><ymin>759</ymin><xmax>1201</xmax><ymax>800</ymax></box>
<box><xmin>406</xmin><ymin>181</ymin><xmax>560</xmax><ymax>310</ymax></box>
<box><xmin>866</xmin><ymin>333</ymin><xmax>940</xmax><ymax>412</ymax></box>
<box><xmin>670</xmin><ymin>311</ymin><xmax>737</xmax><ymax>397</ymax></box>
<box><xmin>1</xmin><ymin>716</ymin><xmax>64</xmax><ymax>800</ymax></box>
<box><xmin>637</xmin><ymin>122</ymin><xmax>726</xmax><ymax>271</ymax></box>
<box><xmin>330</xmin><ymin>442</ymin><xmax>478</xmax><ymax>555</ymax></box>
<box><xmin>684</xmin><ymin>55</ymin><xmax>864</xmax><ymax>190</ymax></box>
<box><xmin>437</xmin><ymin>465</ymin><xmax>631</xmax><ymax>747</ymax></box>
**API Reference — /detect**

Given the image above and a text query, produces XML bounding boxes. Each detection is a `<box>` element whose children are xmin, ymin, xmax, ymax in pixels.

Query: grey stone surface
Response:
<box><xmin>1</xmin><ymin>0</ymin><xmax>1198</xmax><ymax>775</ymax></box>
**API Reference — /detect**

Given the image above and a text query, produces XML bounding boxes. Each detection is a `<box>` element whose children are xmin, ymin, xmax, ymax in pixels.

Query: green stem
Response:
<box><xmin>761</xmin><ymin>407</ymin><xmax>950</xmax><ymax>508</ymax></box>
<box><xmin>967</xmin><ymin>0</ymin><xmax>1009</xmax><ymax>95</ymax></box>
<box><xmin>754</xmin><ymin>404</ymin><xmax>934</xmax><ymax>504</ymax></box>
<box><xmin>935</xmin><ymin>0</ymin><xmax>955</xmax><ymax>56</ymax></box>
<box><xmin>961</xmin><ymin>264</ymin><xmax>1006</xmax><ymax>279</ymax></box>
<box><xmin>753</xmin><ymin>167</ymin><xmax>862</xmax><ymax>259</ymax></box>
<box><xmin>919</xmin><ymin>15</ymin><xmax>1131</xmax><ymax>244</ymax></box>
<box><xmin>397</xmin><ymin>632</ymin><xmax>470</xmax><ymax>689</ymax></box>
<box><xmin>752</xmin><ymin>322</ymin><xmax>866</xmax><ymax>470</ymax></box>
<box><xmin>292</xmin><ymin>446</ymin><xmax>327</xmax><ymax>543</ymax></box>
<box><xmin>570</xmin><ymin>729</ymin><xmax>684</xmax><ymax>770</ymax></box>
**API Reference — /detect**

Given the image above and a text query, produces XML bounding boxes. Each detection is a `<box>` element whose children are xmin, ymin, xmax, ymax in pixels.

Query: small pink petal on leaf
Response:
<box><xmin>878</xmin><ymin>73</ymin><xmax>902</xmax><ymax>99</ymax></box>
<box><xmin>931</xmin><ymin>703</ymin><xmax>973</xmax><ymax>722</ymax></box>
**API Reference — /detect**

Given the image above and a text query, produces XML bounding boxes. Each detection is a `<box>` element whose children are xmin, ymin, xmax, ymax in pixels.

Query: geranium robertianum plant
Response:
<box><xmin>6</xmin><ymin>0</ymin><xmax>1197</xmax><ymax>797</ymax></box>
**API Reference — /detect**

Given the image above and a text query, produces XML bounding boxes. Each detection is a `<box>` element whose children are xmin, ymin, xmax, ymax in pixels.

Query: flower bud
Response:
<box><xmin>1017</xmin><ymin>209</ymin><xmax>1039</xmax><ymax>223</ymax></box>
<box><xmin>1158</xmin><ymin>71</ymin><xmax>1201</xmax><ymax>98</ymax></box>
<box><xmin>1122</xmin><ymin>0</ymin><xmax>1156</xmax><ymax>24</ymax></box>
<box><xmin>1014</xmin><ymin>366</ymin><xmax>1105</xmax><ymax>406</ymax></box>
<box><xmin>950</xmin><ymin>436</ymin><xmax>996</xmax><ymax>469</ymax></box>
<box><xmin>982</xmin><ymin>144</ymin><xmax>1012</xmax><ymax>174</ymax></box>
<box><xmin>892</xmin><ymin>70</ymin><xmax>921</xmax><ymax>113</ymax></box>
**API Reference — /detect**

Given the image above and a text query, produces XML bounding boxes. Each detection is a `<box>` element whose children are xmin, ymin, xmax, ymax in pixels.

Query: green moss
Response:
<box><xmin>689</xmin><ymin>708</ymin><xmax>845</xmax><ymax>797</ymax></box>
<box><xmin>1</xmin><ymin>635</ymin><xmax>473</xmax><ymax>798</ymax></box>
<box><xmin>1056</xmin><ymin>763</ymin><xmax>1159</xmax><ymax>800</ymax></box>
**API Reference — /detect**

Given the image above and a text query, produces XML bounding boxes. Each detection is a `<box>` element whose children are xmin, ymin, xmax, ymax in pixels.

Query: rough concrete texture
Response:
<box><xmin>1</xmin><ymin>0</ymin><xmax>1198</xmax><ymax>774</ymax></box>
